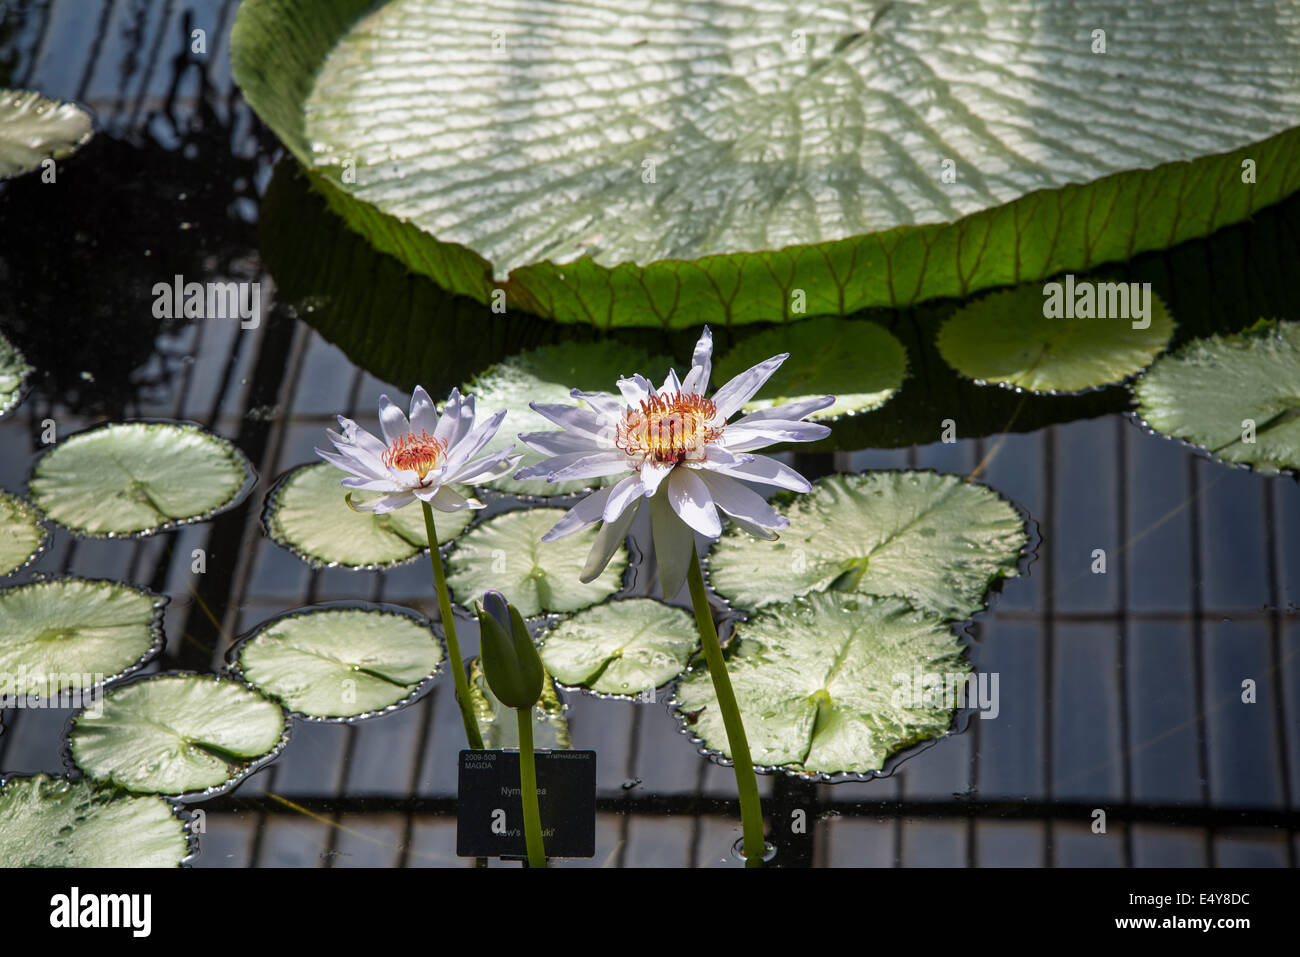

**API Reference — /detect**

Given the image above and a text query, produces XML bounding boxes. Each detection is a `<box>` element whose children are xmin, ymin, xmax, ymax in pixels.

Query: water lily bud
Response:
<box><xmin>477</xmin><ymin>590</ymin><xmax>544</xmax><ymax>710</ymax></box>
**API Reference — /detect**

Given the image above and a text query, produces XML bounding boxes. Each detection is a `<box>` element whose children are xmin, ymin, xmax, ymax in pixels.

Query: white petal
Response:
<box><xmin>541</xmin><ymin>487</ymin><xmax>614</xmax><ymax>541</ymax></box>
<box><xmin>334</xmin><ymin>417</ymin><xmax>388</xmax><ymax>459</ymax></box>
<box><xmin>617</xmin><ymin>374</ymin><xmax>655</xmax><ymax>407</ymax></box>
<box><xmin>351</xmin><ymin>491</ymin><xmax>416</xmax><ymax>513</ymax></box>
<box><xmin>435</xmin><ymin>388</ymin><xmax>475</xmax><ymax>448</ymax></box>
<box><xmin>515</xmin><ymin>450</ymin><xmax>596</xmax><ymax>481</ymax></box>
<box><xmin>659</xmin><ymin>367</ymin><xmax>682</xmax><ymax>396</ymax></box>
<box><xmin>316</xmin><ymin>446</ymin><xmax>385</xmax><ymax>482</ymax></box>
<box><xmin>666</xmin><ymin>467</ymin><xmax>722</xmax><ymax>538</ymax></box>
<box><xmin>340</xmin><ymin>476</ymin><xmax>400</xmax><ymax>492</ymax></box>
<box><xmin>703</xmin><ymin>453</ymin><xmax>812</xmax><ymax>492</ymax></box>
<box><xmin>529</xmin><ymin>401</ymin><xmax>611</xmax><ymax>441</ymax></box>
<box><xmin>548</xmin><ymin>449</ymin><xmax>634</xmax><ymax>482</ymax></box>
<box><xmin>602</xmin><ymin>473</ymin><xmax>644</xmax><ymax>522</ymax></box>
<box><xmin>649</xmin><ymin>488</ymin><xmax>694</xmax><ymax>600</ymax></box>
<box><xmin>443</xmin><ymin>408</ymin><xmax>507</xmax><ymax>473</ymax></box>
<box><xmin>638</xmin><ymin>460</ymin><xmax>674</xmax><ymax>497</ymax></box>
<box><xmin>681</xmin><ymin>326</ymin><xmax>713</xmax><ymax>394</ymax></box>
<box><xmin>571</xmin><ymin>389</ymin><xmax>624</xmax><ymax>420</ymax></box>
<box><xmin>738</xmin><ymin>394</ymin><xmax>834</xmax><ymax>422</ymax></box>
<box><xmin>711</xmin><ymin>353</ymin><xmax>787</xmax><ymax>420</ymax></box>
<box><xmin>697</xmin><ymin>446</ymin><xmax>755</xmax><ymax>469</ymax></box>
<box><xmin>448</xmin><ymin>446</ymin><xmax>521</xmax><ymax>485</ymax></box>
<box><xmin>377</xmin><ymin>394</ymin><xmax>409</xmax><ymax>445</ymax></box>
<box><xmin>420</xmin><ymin>485</ymin><xmax>484</xmax><ymax>512</ymax></box>
<box><xmin>697</xmin><ymin>470</ymin><xmax>789</xmax><ymax>532</ymax></box>
<box><xmin>409</xmin><ymin>386</ymin><xmax>439</xmax><ymax>435</ymax></box>
<box><xmin>517</xmin><ymin>430</ymin><xmax>599</xmax><ymax>456</ymax></box>
<box><xmin>582</xmin><ymin>496</ymin><xmax>641</xmax><ymax>583</ymax></box>
<box><xmin>718</xmin><ymin>418</ymin><xmax>831</xmax><ymax>451</ymax></box>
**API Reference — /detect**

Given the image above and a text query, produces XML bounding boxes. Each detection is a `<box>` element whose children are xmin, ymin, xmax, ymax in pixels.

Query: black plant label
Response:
<box><xmin>456</xmin><ymin>749</ymin><xmax>596</xmax><ymax>859</ymax></box>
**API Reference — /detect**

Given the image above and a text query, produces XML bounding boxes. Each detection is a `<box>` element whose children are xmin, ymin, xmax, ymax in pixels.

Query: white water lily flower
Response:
<box><xmin>515</xmin><ymin>327</ymin><xmax>833</xmax><ymax>597</ymax></box>
<box><xmin>316</xmin><ymin>386</ymin><xmax>521</xmax><ymax>513</ymax></box>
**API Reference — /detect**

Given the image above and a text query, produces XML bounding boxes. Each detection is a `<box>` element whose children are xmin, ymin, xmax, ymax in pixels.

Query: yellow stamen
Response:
<box><xmin>382</xmin><ymin>430</ymin><xmax>447</xmax><ymax>481</ymax></box>
<box><xmin>615</xmin><ymin>392</ymin><xmax>722</xmax><ymax>465</ymax></box>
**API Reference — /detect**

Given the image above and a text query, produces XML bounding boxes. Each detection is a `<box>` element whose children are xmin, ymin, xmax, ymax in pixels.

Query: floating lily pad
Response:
<box><xmin>715</xmin><ymin>318</ymin><xmax>907</xmax><ymax>420</ymax></box>
<box><xmin>69</xmin><ymin>674</ymin><xmax>287</xmax><ymax>796</ymax></box>
<box><xmin>464</xmin><ymin>341</ymin><xmax>671</xmax><ymax>497</ymax></box>
<box><xmin>674</xmin><ymin>593</ymin><xmax>968</xmax><ymax>776</ymax></box>
<box><xmin>445</xmin><ymin>508</ymin><xmax>627</xmax><ymax>616</ymax></box>
<box><xmin>1133</xmin><ymin>319</ymin><xmax>1300</xmax><ymax>474</ymax></box>
<box><xmin>0</xmin><ymin>578</ymin><xmax>163</xmax><ymax>693</ymax></box>
<box><xmin>0</xmin><ymin>492</ymin><xmax>46</xmax><ymax>576</ymax></box>
<box><xmin>0</xmin><ymin>89</ymin><xmax>93</xmax><ymax>180</ymax></box>
<box><xmin>0</xmin><ymin>774</ymin><xmax>190</xmax><ymax>867</ymax></box>
<box><xmin>468</xmin><ymin>656</ymin><xmax>571</xmax><ymax>750</ymax></box>
<box><xmin>30</xmin><ymin>422</ymin><xmax>254</xmax><ymax>537</ymax></box>
<box><xmin>232</xmin><ymin>0</ymin><xmax>1300</xmax><ymax>327</ymax></box>
<box><xmin>0</xmin><ymin>330</ymin><xmax>31</xmax><ymax>417</ymax></box>
<box><xmin>936</xmin><ymin>282</ymin><xmax>1175</xmax><ymax>393</ymax></box>
<box><xmin>708</xmin><ymin>471</ymin><xmax>1027</xmax><ymax>620</ymax></box>
<box><xmin>235</xmin><ymin>605</ymin><xmax>444</xmax><ymax>719</ymax></box>
<box><xmin>263</xmin><ymin>462</ymin><xmax>472</xmax><ymax>568</ymax></box>
<box><xmin>539</xmin><ymin>599</ymin><xmax>698</xmax><ymax>697</ymax></box>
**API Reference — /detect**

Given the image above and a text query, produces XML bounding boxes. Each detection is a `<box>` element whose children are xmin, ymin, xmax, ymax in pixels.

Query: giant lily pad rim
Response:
<box><xmin>667</xmin><ymin>594</ymin><xmax>981</xmax><ymax>784</ymax></box>
<box><xmin>62</xmin><ymin>669</ymin><xmax>293</xmax><ymax>803</ymax></box>
<box><xmin>29</xmin><ymin>418</ymin><xmax>258</xmax><ymax>540</ymax></box>
<box><xmin>0</xmin><ymin>771</ymin><xmax>200</xmax><ymax>867</ymax></box>
<box><xmin>700</xmin><ymin>467</ymin><xmax>1042</xmax><ymax>625</ymax></box>
<box><xmin>0</xmin><ymin>576</ymin><xmax>169</xmax><ymax>697</ymax></box>
<box><xmin>0</xmin><ymin>492</ymin><xmax>51</xmax><ymax>578</ymax></box>
<box><xmin>0</xmin><ymin>333</ymin><xmax>33</xmax><ymax>419</ymax></box>
<box><xmin>225</xmin><ymin>600</ymin><xmax>447</xmax><ymax>724</ymax></box>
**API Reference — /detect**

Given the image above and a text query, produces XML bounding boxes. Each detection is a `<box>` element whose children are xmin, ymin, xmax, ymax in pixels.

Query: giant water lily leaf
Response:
<box><xmin>236</xmin><ymin>606</ymin><xmax>444</xmax><ymax>719</ymax></box>
<box><xmin>445</xmin><ymin>508</ymin><xmax>626</xmax><ymax>615</ymax></box>
<box><xmin>674</xmin><ymin>593</ymin><xmax>967</xmax><ymax>776</ymax></box>
<box><xmin>0</xmin><ymin>492</ymin><xmax>46</xmax><ymax>576</ymax></box>
<box><xmin>714</xmin><ymin>318</ymin><xmax>906</xmax><ymax>420</ymax></box>
<box><xmin>30</xmin><ymin>422</ymin><xmax>253</xmax><ymax>537</ymax></box>
<box><xmin>1133</xmin><ymin>319</ymin><xmax>1300</xmax><ymax>474</ymax></box>
<box><xmin>0</xmin><ymin>90</ymin><xmax>93</xmax><ymax>180</ymax></box>
<box><xmin>232</xmin><ymin>0</ymin><xmax>1300</xmax><ymax>328</ymax></box>
<box><xmin>539</xmin><ymin>599</ymin><xmax>698</xmax><ymax>697</ymax></box>
<box><xmin>0</xmin><ymin>774</ymin><xmax>190</xmax><ymax>867</ymax></box>
<box><xmin>464</xmin><ymin>341</ymin><xmax>671</xmax><ymax>497</ymax></box>
<box><xmin>0</xmin><ymin>330</ymin><xmax>32</xmax><ymax>417</ymax></box>
<box><xmin>708</xmin><ymin>471</ymin><xmax>1027</xmax><ymax>620</ymax></box>
<box><xmin>263</xmin><ymin>462</ymin><xmax>472</xmax><ymax>568</ymax></box>
<box><xmin>937</xmin><ymin>282</ymin><xmax>1175</xmax><ymax>393</ymax></box>
<box><xmin>69</xmin><ymin>674</ymin><xmax>287</xmax><ymax>796</ymax></box>
<box><xmin>468</xmin><ymin>656</ymin><xmax>571</xmax><ymax>750</ymax></box>
<box><xmin>0</xmin><ymin>579</ymin><xmax>163</xmax><ymax>690</ymax></box>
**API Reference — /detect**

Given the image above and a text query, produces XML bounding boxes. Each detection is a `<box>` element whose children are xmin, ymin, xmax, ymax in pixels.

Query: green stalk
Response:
<box><xmin>516</xmin><ymin>707</ymin><xmax>547</xmax><ymax>868</ymax></box>
<box><xmin>422</xmin><ymin>500</ymin><xmax>484</xmax><ymax>750</ymax></box>
<box><xmin>686</xmin><ymin>545</ymin><xmax>766</xmax><ymax>867</ymax></box>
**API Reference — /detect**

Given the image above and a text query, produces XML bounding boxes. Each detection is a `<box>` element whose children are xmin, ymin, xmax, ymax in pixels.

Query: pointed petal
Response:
<box><xmin>435</xmin><ymin>388</ymin><xmax>475</xmax><ymax>448</ymax></box>
<box><xmin>422</xmin><ymin>485</ymin><xmax>485</xmax><ymax>512</ymax></box>
<box><xmin>617</xmin><ymin>374</ymin><xmax>655</xmax><ymax>407</ymax></box>
<box><xmin>602</xmin><ymin>473</ymin><xmax>644</xmax><ymax>523</ymax></box>
<box><xmin>350</xmin><ymin>491</ymin><xmax>416</xmax><ymax>513</ymax></box>
<box><xmin>377</xmin><ymin>394</ymin><xmax>410</xmax><ymax>445</ymax></box>
<box><xmin>409</xmin><ymin>386</ymin><xmax>439</xmax><ymax>435</ymax></box>
<box><xmin>443</xmin><ymin>408</ymin><xmax>507</xmax><ymax>473</ymax></box>
<box><xmin>517</xmin><ymin>430</ymin><xmax>599</xmax><ymax>456</ymax></box>
<box><xmin>315</xmin><ymin>446</ymin><xmax>385</xmax><ymax>482</ymax></box>
<box><xmin>681</xmin><ymin>326</ymin><xmax>713</xmax><ymax>395</ymax></box>
<box><xmin>581</xmin><ymin>496</ymin><xmax>641</xmax><ymax>583</ymax></box>
<box><xmin>514</xmin><ymin>450</ymin><xmax>596</xmax><ymax>481</ymax></box>
<box><xmin>529</xmin><ymin>401</ymin><xmax>611</xmax><ymax>441</ymax></box>
<box><xmin>541</xmin><ymin>487</ymin><xmax>614</xmax><ymax>541</ymax></box>
<box><xmin>571</xmin><ymin>389</ymin><xmax>624</xmax><ymax>420</ymax></box>
<box><xmin>718</xmin><ymin>418</ymin><xmax>831</xmax><ymax>451</ymax></box>
<box><xmin>340</xmin><ymin>476</ymin><xmax>400</xmax><ymax>492</ymax></box>
<box><xmin>697</xmin><ymin>469</ymin><xmax>789</xmax><ymax>532</ymax></box>
<box><xmin>335</xmin><ymin>416</ymin><xmax>388</xmax><ymax>459</ymax></box>
<box><xmin>738</xmin><ymin>394</ymin><xmax>835</xmax><ymax>423</ymax></box>
<box><xmin>649</xmin><ymin>488</ymin><xmax>694</xmax><ymax>600</ymax></box>
<box><xmin>667</xmin><ymin>467</ymin><xmax>722</xmax><ymax>538</ymax></box>
<box><xmin>711</xmin><ymin>353</ymin><xmax>787</xmax><ymax>420</ymax></box>
<box><xmin>548</xmin><ymin>449</ymin><xmax>634</xmax><ymax>482</ymax></box>
<box><xmin>638</xmin><ymin>460</ymin><xmax>674</xmax><ymax>497</ymax></box>
<box><xmin>703</xmin><ymin>452</ymin><xmax>812</xmax><ymax>492</ymax></box>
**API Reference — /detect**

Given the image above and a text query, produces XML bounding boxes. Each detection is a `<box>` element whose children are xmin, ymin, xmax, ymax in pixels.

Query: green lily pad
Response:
<box><xmin>708</xmin><ymin>471</ymin><xmax>1027</xmax><ymax>620</ymax></box>
<box><xmin>937</xmin><ymin>281</ymin><xmax>1175</xmax><ymax>393</ymax></box>
<box><xmin>0</xmin><ymin>774</ymin><xmax>190</xmax><ymax>867</ymax></box>
<box><xmin>235</xmin><ymin>605</ymin><xmax>444</xmax><ymax>719</ymax></box>
<box><xmin>263</xmin><ymin>462</ymin><xmax>473</xmax><ymax>568</ymax></box>
<box><xmin>30</xmin><ymin>422</ymin><xmax>254</xmax><ymax>537</ymax></box>
<box><xmin>0</xmin><ymin>89</ymin><xmax>93</xmax><ymax>180</ymax></box>
<box><xmin>0</xmin><ymin>492</ymin><xmax>46</xmax><ymax>576</ymax></box>
<box><xmin>715</xmin><ymin>318</ymin><xmax>907</xmax><ymax>420</ymax></box>
<box><xmin>674</xmin><ymin>592</ymin><xmax>968</xmax><ymax>776</ymax></box>
<box><xmin>0</xmin><ymin>330</ymin><xmax>32</xmax><ymax>417</ymax></box>
<box><xmin>468</xmin><ymin>656</ymin><xmax>571</xmax><ymax>750</ymax></box>
<box><xmin>1133</xmin><ymin>319</ymin><xmax>1300</xmax><ymax>474</ymax></box>
<box><xmin>0</xmin><ymin>578</ymin><xmax>164</xmax><ymax>693</ymax></box>
<box><xmin>445</xmin><ymin>508</ymin><xmax>627</xmax><ymax>616</ymax></box>
<box><xmin>464</xmin><ymin>341</ymin><xmax>672</xmax><ymax>497</ymax></box>
<box><xmin>539</xmin><ymin>599</ymin><xmax>699</xmax><ymax>697</ymax></box>
<box><xmin>69</xmin><ymin>674</ymin><xmax>288</xmax><ymax>796</ymax></box>
<box><xmin>232</xmin><ymin>0</ymin><xmax>1300</xmax><ymax>327</ymax></box>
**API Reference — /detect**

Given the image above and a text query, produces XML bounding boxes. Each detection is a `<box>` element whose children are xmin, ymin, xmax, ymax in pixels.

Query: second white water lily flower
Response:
<box><xmin>515</xmin><ymin>327</ymin><xmax>833</xmax><ymax>597</ymax></box>
<box><xmin>316</xmin><ymin>386</ymin><xmax>520</xmax><ymax>513</ymax></box>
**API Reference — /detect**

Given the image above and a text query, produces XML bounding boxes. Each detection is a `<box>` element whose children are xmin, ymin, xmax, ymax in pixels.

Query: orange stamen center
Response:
<box><xmin>382</xmin><ymin>430</ymin><xmax>447</xmax><ymax>481</ymax></box>
<box><xmin>615</xmin><ymin>392</ymin><xmax>721</xmax><ymax>465</ymax></box>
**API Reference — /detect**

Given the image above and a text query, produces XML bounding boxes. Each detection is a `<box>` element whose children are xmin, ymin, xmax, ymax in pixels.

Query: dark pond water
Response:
<box><xmin>1</xmin><ymin>0</ymin><xmax>1298</xmax><ymax>867</ymax></box>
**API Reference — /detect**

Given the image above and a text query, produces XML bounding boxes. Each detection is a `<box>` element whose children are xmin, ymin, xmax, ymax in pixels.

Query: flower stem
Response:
<box><xmin>686</xmin><ymin>544</ymin><xmax>765</xmax><ymax>867</ymax></box>
<box><xmin>422</xmin><ymin>500</ymin><xmax>484</xmax><ymax>750</ymax></box>
<box><xmin>516</xmin><ymin>707</ymin><xmax>547</xmax><ymax>868</ymax></box>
